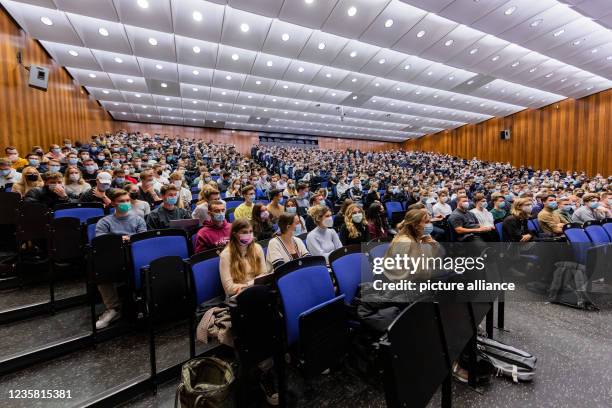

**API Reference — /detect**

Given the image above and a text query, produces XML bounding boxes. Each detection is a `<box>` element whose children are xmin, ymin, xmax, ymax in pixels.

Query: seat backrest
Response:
<box><xmin>329</xmin><ymin>245</ymin><xmax>370</xmax><ymax>304</ymax></box>
<box><xmin>495</xmin><ymin>222</ymin><xmax>504</xmax><ymax>241</ymax></box>
<box><xmin>0</xmin><ymin>192</ymin><xmax>21</xmax><ymax>225</ymax></box>
<box><xmin>144</xmin><ymin>256</ymin><xmax>191</xmax><ymax>323</ymax></box>
<box><xmin>17</xmin><ymin>202</ymin><xmax>49</xmax><ymax>242</ymax></box>
<box><xmin>86</xmin><ymin>216</ymin><xmax>104</xmax><ymax>243</ymax></box>
<box><xmin>89</xmin><ymin>234</ymin><xmax>127</xmax><ymax>283</ymax></box>
<box><xmin>584</xmin><ymin>225</ymin><xmax>610</xmax><ymax>243</ymax></box>
<box><xmin>189</xmin><ymin>248</ymin><xmax>223</xmax><ymax>305</ymax></box>
<box><xmin>385</xmin><ymin>201</ymin><xmax>403</xmax><ymax>216</ymax></box>
<box><xmin>226</xmin><ymin>201</ymin><xmax>243</xmax><ymax>210</ymax></box>
<box><xmin>381</xmin><ymin>302</ymin><xmax>448</xmax><ymax>408</ymax></box>
<box><xmin>276</xmin><ymin>258</ymin><xmax>335</xmax><ymax>345</ymax></box>
<box><xmin>130</xmin><ymin>230</ymin><xmax>189</xmax><ymax>290</ymax></box>
<box><xmin>564</xmin><ymin>226</ymin><xmax>591</xmax><ymax>243</ymax></box>
<box><xmin>602</xmin><ymin>222</ymin><xmax>612</xmax><ymax>241</ymax></box>
<box><xmin>54</xmin><ymin>203</ymin><xmax>105</xmax><ymax>224</ymax></box>
<box><xmin>368</xmin><ymin>242</ymin><xmax>390</xmax><ymax>261</ymax></box>
<box><xmin>48</xmin><ymin>217</ymin><xmax>85</xmax><ymax>261</ymax></box>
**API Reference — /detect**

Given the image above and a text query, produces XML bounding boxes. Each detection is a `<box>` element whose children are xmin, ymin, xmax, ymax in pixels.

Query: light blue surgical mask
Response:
<box><xmin>0</xmin><ymin>169</ymin><xmax>10</xmax><ymax>177</ymax></box>
<box><xmin>286</xmin><ymin>206</ymin><xmax>297</xmax><ymax>214</ymax></box>
<box><xmin>68</xmin><ymin>158</ymin><xmax>78</xmax><ymax>165</ymax></box>
<box><xmin>547</xmin><ymin>202</ymin><xmax>558</xmax><ymax>210</ymax></box>
<box><xmin>165</xmin><ymin>196</ymin><xmax>178</xmax><ymax>206</ymax></box>
<box><xmin>212</xmin><ymin>212</ymin><xmax>225</xmax><ymax>222</ymax></box>
<box><xmin>423</xmin><ymin>223</ymin><xmax>434</xmax><ymax>236</ymax></box>
<box><xmin>588</xmin><ymin>201</ymin><xmax>599</xmax><ymax>209</ymax></box>
<box><xmin>28</xmin><ymin>159</ymin><xmax>39</xmax><ymax>166</ymax></box>
<box><xmin>49</xmin><ymin>165</ymin><xmax>61</xmax><ymax>173</ymax></box>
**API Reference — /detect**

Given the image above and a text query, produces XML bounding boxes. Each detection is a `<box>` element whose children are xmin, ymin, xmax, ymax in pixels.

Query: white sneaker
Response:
<box><xmin>95</xmin><ymin>308</ymin><xmax>121</xmax><ymax>330</ymax></box>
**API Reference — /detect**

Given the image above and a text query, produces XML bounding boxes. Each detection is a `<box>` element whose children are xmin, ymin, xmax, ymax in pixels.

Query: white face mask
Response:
<box><xmin>322</xmin><ymin>216</ymin><xmax>334</xmax><ymax>228</ymax></box>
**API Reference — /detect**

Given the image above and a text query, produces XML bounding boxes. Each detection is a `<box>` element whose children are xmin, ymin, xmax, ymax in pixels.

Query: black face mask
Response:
<box><xmin>26</xmin><ymin>174</ymin><xmax>39</xmax><ymax>182</ymax></box>
<box><xmin>157</xmin><ymin>170</ymin><xmax>163</xmax><ymax>175</ymax></box>
<box><xmin>129</xmin><ymin>192</ymin><xmax>139</xmax><ymax>200</ymax></box>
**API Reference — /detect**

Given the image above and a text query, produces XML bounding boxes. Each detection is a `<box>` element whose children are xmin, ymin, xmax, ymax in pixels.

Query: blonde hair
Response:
<box><xmin>343</xmin><ymin>204</ymin><xmax>366</xmax><ymax>239</ymax></box>
<box><xmin>510</xmin><ymin>197</ymin><xmax>533</xmax><ymax>219</ymax></box>
<box><xmin>63</xmin><ymin>166</ymin><xmax>86</xmax><ymax>185</ymax></box>
<box><xmin>307</xmin><ymin>205</ymin><xmax>331</xmax><ymax>225</ymax></box>
<box><xmin>13</xmin><ymin>166</ymin><xmax>43</xmax><ymax>196</ymax></box>
<box><xmin>395</xmin><ymin>209</ymin><xmax>429</xmax><ymax>241</ymax></box>
<box><xmin>228</xmin><ymin>219</ymin><xmax>264</xmax><ymax>283</ymax></box>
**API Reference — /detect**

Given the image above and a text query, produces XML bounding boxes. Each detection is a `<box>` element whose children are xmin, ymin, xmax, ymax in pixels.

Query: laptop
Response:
<box><xmin>169</xmin><ymin>219</ymin><xmax>201</xmax><ymax>230</ymax></box>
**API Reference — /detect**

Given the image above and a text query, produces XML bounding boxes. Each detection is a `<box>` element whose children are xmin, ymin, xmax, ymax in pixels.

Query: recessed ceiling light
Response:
<box><xmin>192</xmin><ymin>46</ymin><xmax>200</xmax><ymax>53</ymax></box>
<box><xmin>403</xmin><ymin>64</ymin><xmax>411</xmax><ymax>70</ymax></box>
<box><xmin>500</xmin><ymin>89</ymin><xmax>505</xmax><ymax>93</ymax></box>
<box><xmin>168</xmin><ymin>108</ymin><xmax>173</xmax><ymax>111</ymax></box>
<box><xmin>135</xmin><ymin>93</ymin><xmax>141</xmax><ymax>98</ymax></box>
<box><xmin>347</xmin><ymin>6</ymin><xmax>357</xmax><ymax>17</ymax></box>
<box><xmin>137</xmin><ymin>0</ymin><xmax>149</xmax><ymax>9</ymax></box>
<box><xmin>318</xmin><ymin>42</ymin><xmax>326</xmax><ymax>50</ymax></box>
<box><xmin>331</xmin><ymin>92</ymin><xmax>336</xmax><ymax>96</ymax></box>
<box><xmin>113</xmin><ymin>102</ymin><xmax>119</xmax><ymax>106</ymax></box>
<box><xmin>560</xmin><ymin>78</ymin><xmax>567</xmax><ymax>82</ymax></box>
<box><xmin>352</xmin><ymin>78</ymin><xmax>357</xmax><ymax>82</ymax></box>
<box><xmin>192</xmin><ymin>11</ymin><xmax>202</xmax><ymax>22</ymax></box>
<box><xmin>192</xmin><ymin>87</ymin><xmax>198</xmax><ymax>92</ymax></box>
<box><xmin>88</xmin><ymin>73</ymin><xmax>97</xmax><ymax>78</ymax></box>
<box><xmin>164</xmin><ymin>97</ymin><xmax>170</xmax><ymax>101</ymax></box>
<box><xmin>448</xmin><ymin>75</ymin><xmax>454</xmax><ymax>80</ymax></box>
<box><xmin>444</xmin><ymin>39</ymin><xmax>454</xmax><ymax>47</ymax></box>
<box><xmin>504</xmin><ymin>6</ymin><xmax>517</xmax><ymax>16</ymax></box>
<box><xmin>384</xmin><ymin>19</ymin><xmax>394</xmax><ymax>28</ymax></box>
<box><xmin>68</xmin><ymin>50</ymin><xmax>79</xmax><ymax>57</ymax></box>
<box><xmin>102</xmin><ymin>89</ymin><xmax>109</xmax><ymax>94</ymax></box>
<box><xmin>545</xmin><ymin>73</ymin><xmax>553</xmax><ymax>78</ymax></box>
<box><xmin>416</xmin><ymin>30</ymin><xmax>426</xmax><ymax>38</ymax></box>
<box><xmin>281</xmin><ymin>33</ymin><xmax>290</xmax><ymax>42</ymax></box>
<box><xmin>511</xmin><ymin>61</ymin><xmax>520</xmax><ymax>67</ymax></box>
<box><xmin>352</xmin><ymin>96</ymin><xmax>358</xmax><ymax>100</ymax></box>
<box><xmin>606</xmin><ymin>55</ymin><xmax>612</xmax><ymax>60</ymax></box>
<box><xmin>572</xmin><ymin>39</ymin><xmax>582</xmax><ymax>46</ymax></box>
<box><xmin>272</xmin><ymin>98</ymin><xmax>277</xmax><ymax>101</ymax></box>
<box><xmin>241</xmin><ymin>106</ymin><xmax>246</xmax><ymax>110</ymax></box>
<box><xmin>283</xmin><ymin>85</ymin><xmax>289</xmax><ymax>89</ymax></box>
<box><xmin>231</xmin><ymin>54</ymin><xmax>239</xmax><ymax>61</ymax></box>
<box><xmin>98</xmin><ymin>27</ymin><xmax>109</xmax><ymax>36</ymax></box>
<box><xmin>530</xmin><ymin>19</ymin><xmax>543</xmax><ymax>27</ymax></box>
<box><xmin>255</xmin><ymin>80</ymin><xmax>262</xmax><ymax>85</ymax></box>
<box><xmin>160</xmin><ymin>82</ymin><xmax>167</xmax><ymax>88</ymax></box>
<box><xmin>192</xmin><ymin>70</ymin><xmax>199</xmax><ymax>75</ymax></box>
<box><xmin>305</xmin><ymin>0</ymin><xmax>314</xmax><ymax>5</ymax></box>
<box><xmin>40</xmin><ymin>16</ymin><xmax>53</xmax><ymax>26</ymax></box>
<box><xmin>529</xmin><ymin>67</ymin><xmax>537</xmax><ymax>73</ymax></box>
<box><xmin>586</xmin><ymin>86</ymin><xmax>593</xmax><ymax>91</ymax></box>
<box><xmin>221</xmin><ymin>91</ymin><xmax>226</xmax><ymax>95</ymax></box>
<box><xmin>266</xmin><ymin>60</ymin><xmax>273</xmax><ymax>67</ymax></box>
<box><xmin>415</xmin><ymin>90</ymin><xmax>421</xmax><ymax>95</ymax></box>
<box><xmin>121</xmin><ymin>112</ymin><xmax>126</xmax><ymax>115</ymax></box>
<box><xmin>325</xmin><ymin>73</ymin><xmax>332</xmax><ymax>78</ymax></box>
<box><xmin>378</xmin><ymin>58</ymin><xmax>386</xmax><ymax>64</ymax></box>
<box><xmin>218</xmin><ymin>103</ymin><xmax>223</xmax><ymax>107</ymax></box>
<box><xmin>247</xmin><ymin>95</ymin><xmax>252</xmax><ymax>99</ymax></box>
<box><xmin>126</xmin><ymin>78</ymin><xmax>134</xmax><ymax>83</ymax></box>
<box><xmin>574</xmin><ymin>82</ymin><xmax>580</xmax><ymax>87</ymax></box>
<box><xmin>155</xmin><ymin>64</ymin><xmax>163</xmax><ymax>70</ymax></box>
<box><xmin>225</xmin><ymin>75</ymin><xmax>232</xmax><ymax>80</ymax></box>
<box><xmin>491</xmin><ymin>55</ymin><xmax>500</xmax><ymax>62</ymax></box>
<box><xmin>467</xmin><ymin>80</ymin><xmax>474</xmax><ymax>85</ymax></box>
<box><xmin>193</xmin><ymin>101</ymin><xmax>197</xmax><ymax>104</ymax></box>
<box><xmin>591</xmin><ymin>48</ymin><xmax>598</xmax><ymax>53</ymax></box>
<box><xmin>469</xmin><ymin>48</ymin><xmax>478</xmax><ymax>55</ymax></box>
<box><xmin>240</xmin><ymin>23</ymin><xmax>250</xmax><ymax>33</ymax></box>
<box><xmin>148</xmin><ymin>37</ymin><xmax>158</xmax><ymax>46</ymax></box>
<box><xmin>553</xmin><ymin>29</ymin><xmax>564</xmax><ymax>37</ymax></box>
<box><xmin>374</xmin><ymin>83</ymin><xmax>380</xmax><ymax>87</ymax></box>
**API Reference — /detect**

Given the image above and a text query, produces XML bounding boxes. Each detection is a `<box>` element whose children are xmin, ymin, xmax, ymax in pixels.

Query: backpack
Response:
<box><xmin>477</xmin><ymin>336</ymin><xmax>536</xmax><ymax>383</ymax></box>
<box><xmin>174</xmin><ymin>357</ymin><xmax>235</xmax><ymax>408</ymax></box>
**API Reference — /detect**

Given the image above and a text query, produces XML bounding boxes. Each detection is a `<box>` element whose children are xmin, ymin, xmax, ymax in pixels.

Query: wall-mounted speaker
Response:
<box><xmin>28</xmin><ymin>65</ymin><xmax>49</xmax><ymax>91</ymax></box>
<box><xmin>500</xmin><ymin>129</ymin><xmax>511</xmax><ymax>140</ymax></box>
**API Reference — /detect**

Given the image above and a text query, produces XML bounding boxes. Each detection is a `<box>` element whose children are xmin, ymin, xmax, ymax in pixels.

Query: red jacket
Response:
<box><xmin>194</xmin><ymin>220</ymin><xmax>231</xmax><ymax>253</ymax></box>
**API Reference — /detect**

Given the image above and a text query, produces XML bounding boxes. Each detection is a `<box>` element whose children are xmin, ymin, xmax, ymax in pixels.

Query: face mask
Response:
<box><xmin>65</xmin><ymin>144</ymin><xmax>72</xmax><ymax>149</ymax></box>
<box><xmin>238</xmin><ymin>233</ymin><xmax>254</xmax><ymax>246</ymax></box>
<box><xmin>28</xmin><ymin>159</ymin><xmax>39</xmax><ymax>166</ymax></box>
<box><xmin>129</xmin><ymin>191</ymin><xmax>139</xmax><ymax>200</ymax></box>
<box><xmin>81</xmin><ymin>155</ymin><xmax>90</xmax><ymax>161</ymax></box>
<box><xmin>69</xmin><ymin>174</ymin><xmax>79</xmax><ymax>182</ymax></box>
<box><xmin>504</xmin><ymin>194</ymin><xmax>513</xmax><ymax>202</ymax></box>
<box><xmin>165</xmin><ymin>196</ymin><xmax>178</xmax><ymax>206</ymax></box>
<box><xmin>98</xmin><ymin>183</ymin><xmax>110</xmax><ymax>191</ymax></box>
<box><xmin>588</xmin><ymin>201</ymin><xmax>599</xmax><ymax>209</ymax></box>
<box><xmin>260</xmin><ymin>211</ymin><xmax>270</xmax><ymax>221</ymax></box>
<box><xmin>52</xmin><ymin>148</ymin><xmax>61</xmax><ymax>154</ymax></box>
<box><xmin>115</xmin><ymin>177</ymin><xmax>125</xmax><ymax>184</ymax></box>
<box><xmin>498</xmin><ymin>201</ymin><xmax>506</xmax><ymax>209</ymax></box>
<box><xmin>547</xmin><ymin>202</ymin><xmax>558</xmax><ymax>210</ymax></box>
<box><xmin>479</xmin><ymin>201</ymin><xmax>488</xmax><ymax>208</ymax></box>
<box><xmin>204</xmin><ymin>177</ymin><xmax>211</xmax><ymax>182</ymax></box>
<box><xmin>294</xmin><ymin>223</ymin><xmax>302</xmax><ymax>235</ymax></box>
<box><xmin>286</xmin><ymin>206</ymin><xmax>297</xmax><ymax>214</ymax></box>
<box><xmin>26</xmin><ymin>174</ymin><xmax>39</xmax><ymax>182</ymax></box>
<box><xmin>173</xmin><ymin>180</ymin><xmax>182</xmax><ymax>188</ymax></box>
<box><xmin>212</xmin><ymin>212</ymin><xmax>225</xmax><ymax>222</ymax></box>
<box><xmin>323</xmin><ymin>216</ymin><xmax>334</xmax><ymax>228</ymax></box>
<box><xmin>112</xmin><ymin>159</ymin><xmax>120</xmax><ymax>164</ymax></box>
<box><xmin>423</xmin><ymin>223</ymin><xmax>434</xmax><ymax>236</ymax></box>
<box><xmin>246</xmin><ymin>194</ymin><xmax>255</xmax><ymax>201</ymax></box>
<box><xmin>522</xmin><ymin>205</ymin><xmax>533</xmax><ymax>213</ymax></box>
<box><xmin>47</xmin><ymin>183</ymin><xmax>57</xmax><ymax>191</ymax></box>
<box><xmin>98</xmin><ymin>156</ymin><xmax>105</xmax><ymax>161</ymax></box>
<box><xmin>0</xmin><ymin>169</ymin><xmax>11</xmax><ymax>177</ymax></box>
<box><xmin>68</xmin><ymin>158</ymin><xmax>78</xmax><ymax>165</ymax></box>
<box><xmin>49</xmin><ymin>165</ymin><xmax>61</xmax><ymax>173</ymax></box>
<box><xmin>461</xmin><ymin>201</ymin><xmax>470</xmax><ymax>210</ymax></box>
<box><xmin>85</xmin><ymin>165</ymin><xmax>96</xmax><ymax>173</ymax></box>
<box><xmin>117</xmin><ymin>202</ymin><xmax>132</xmax><ymax>213</ymax></box>
<box><xmin>352</xmin><ymin>213</ymin><xmax>363</xmax><ymax>223</ymax></box>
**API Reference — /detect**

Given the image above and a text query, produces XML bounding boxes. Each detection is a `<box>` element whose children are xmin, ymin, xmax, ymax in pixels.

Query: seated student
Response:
<box><xmin>234</xmin><ymin>185</ymin><xmax>256</xmax><ymax>221</ymax></box>
<box><xmin>266</xmin><ymin>213</ymin><xmax>310</xmax><ymax>269</ymax></box>
<box><xmin>267</xmin><ymin>189</ymin><xmax>285</xmax><ymax>223</ymax></box>
<box><xmin>599</xmin><ymin>191</ymin><xmax>612</xmax><ymax>218</ymax></box>
<box><xmin>295</xmin><ymin>183</ymin><xmax>310</xmax><ymax>209</ymax></box>
<box><xmin>138</xmin><ymin>169</ymin><xmax>162</xmax><ymax>208</ymax></box>
<box><xmin>537</xmin><ymin>195</ymin><xmax>567</xmax><ymax>237</ymax></box>
<box><xmin>219</xmin><ymin>218</ymin><xmax>268</xmax><ymax>297</ymax></box>
<box><xmin>366</xmin><ymin>202</ymin><xmax>390</xmax><ymax>240</ymax></box>
<box><xmin>79</xmin><ymin>172</ymin><xmax>113</xmax><ymax>208</ymax></box>
<box><xmin>333</xmin><ymin>198</ymin><xmax>353</xmax><ymax>230</ymax></box>
<box><xmin>169</xmin><ymin>172</ymin><xmax>192</xmax><ymax>210</ymax></box>
<box><xmin>364</xmin><ymin>182</ymin><xmax>380</xmax><ymax>209</ymax></box>
<box><xmin>94</xmin><ymin>189</ymin><xmax>147</xmax><ymax>329</ymax></box>
<box><xmin>572</xmin><ymin>193</ymin><xmax>607</xmax><ymax>224</ymax></box>
<box><xmin>490</xmin><ymin>193</ymin><xmax>508</xmax><ymax>222</ymax></box>
<box><xmin>63</xmin><ymin>166</ymin><xmax>91</xmax><ymax>198</ymax></box>
<box><xmin>224</xmin><ymin>179</ymin><xmax>243</xmax><ymax>199</ymax></box>
<box><xmin>251</xmin><ymin>203</ymin><xmax>275</xmax><ymax>241</ymax></box>
<box><xmin>24</xmin><ymin>171</ymin><xmax>74</xmax><ymax>207</ymax></box>
<box><xmin>0</xmin><ymin>158</ymin><xmax>22</xmax><ymax>191</ymax></box>
<box><xmin>110</xmin><ymin>169</ymin><xmax>128</xmax><ymax>189</ymax></box>
<box><xmin>339</xmin><ymin>203</ymin><xmax>370</xmax><ymax>245</ymax></box>
<box><xmin>146</xmin><ymin>184</ymin><xmax>192</xmax><ymax>230</ymax></box>
<box><xmin>306</xmin><ymin>205</ymin><xmax>342</xmax><ymax>261</ymax></box>
<box><xmin>448</xmin><ymin>195</ymin><xmax>494</xmax><ymax>242</ymax></box>
<box><xmin>124</xmin><ymin>182</ymin><xmax>151</xmax><ymax>219</ymax></box>
<box><xmin>192</xmin><ymin>185</ymin><xmax>221</xmax><ymax>223</ymax></box>
<box><xmin>13</xmin><ymin>166</ymin><xmax>43</xmax><ymax>197</ymax></box>
<box><xmin>4</xmin><ymin>146</ymin><xmax>28</xmax><ymax>170</ymax></box>
<box><xmin>502</xmin><ymin>198</ymin><xmax>536</xmax><ymax>242</ymax></box>
<box><xmin>347</xmin><ymin>178</ymin><xmax>363</xmax><ymax>203</ymax></box>
<box><xmin>24</xmin><ymin>153</ymin><xmax>44</xmax><ymax>172</ymax></box>
<box><xmin>304</xmin><ymin>194</ymin><xmax>325</xmax><ymax>231</ymax></box>
<box><xmin>81</xmin><ymin>158</ymin><xmax>98</xmax><ymax>183</ymax></box>
<box><xmin>470</xmin><ymin>193</ymin><xmax>498</xmax><ymax>241</ymax></box>
<box><xmin>432</xmin><ymin>191</ymin><xmax>452</xmax><ymax>219</ymax></box>
<box><xmin>194</xmin><ymin>200</ymin><xmax>231</xmax><ymax>253</ymax></box>
<box><xmin>283</xmin><ymin>198</ymin><xmax>306</xmax><ymax>236</ymax></box>
<box><xmin>556</xmin><ymin>196</ymin><xmax>574</xmax><ymax>224</ymax></box>
<box><xmin>282</xmin><ymin>179</ymin><xmax>298</xmax><ymax>198</ymax></box>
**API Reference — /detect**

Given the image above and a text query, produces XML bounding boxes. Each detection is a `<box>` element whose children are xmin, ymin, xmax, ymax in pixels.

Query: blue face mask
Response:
<box><xmin>49</xmin><ymin>165</ymin><xmax>61</xmax><ymax>173</ymax></box>
<box><xmin>0</xmin><ymin>169</ymin><xmax>10</xmax><ymax>177</ymax></box>
<box><xmin>504</xmin><ymin>194</ymin><xmax>513</xmax><ymax>202</ymax></box>
<box><xmin>286</xmin><ymin>206</ymin><xmax>297</xmax><ymax>214</ymax></box>
<box><xmin>68</xmin><ymin>158</ymin><xmax>78</xmax><ymax>165</ymax></box>
<box><xmin>423</xmin><ymin>223</ymin><xmax>434</xmax><ymax>236</ymax></box>
<box><xmin>588</xmin><ymin>201</ymin><xmax>599</xmax><ymax>209</ymax></box>
<box><xmin>498</xmin><ymin>201</ymin><xmax>506</xmax><ymax>209</ymax></box>
<box><xmin>165</xmin><ymin>196</ymin><xmax>178</xmax><ymax>206</ymax></box>
<box><xmin>212</xmin><ymin>212</ymin><xmax>225</xmax><ymax>222</ymax></box>
<box><xmin>294</xmin><ymin>223</ymin><xmax>302</xmax><ymax>236</ymax></box>
<box><xmin>115</xmin><ymin>177</ymin><xmax>125</xmax><ymax>185</ymax></box>
<box><xmin>547</xmin><ymin>201</ymin><xmax>558</xmax><ymax>210</ymax></box>
<box><xmin>28</xmin><ymin>159</ymin><xmax>39</xmax><ymax>166</ymax></box>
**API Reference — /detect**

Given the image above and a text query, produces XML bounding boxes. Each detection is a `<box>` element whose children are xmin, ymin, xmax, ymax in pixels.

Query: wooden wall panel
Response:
<box><xmin>403</xmin><ymin>89</ymin><xmax>612</xmax><ymax>176</ymax></box>
<box><xmin>0</xmin><ymin>8</ymin><xmax>113</xmax><ymax>155</ymax></box>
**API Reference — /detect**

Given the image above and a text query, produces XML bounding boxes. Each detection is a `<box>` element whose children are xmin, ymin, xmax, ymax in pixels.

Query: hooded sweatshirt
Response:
<box><xmin>194</xmin><ymin>220</ymin><xmax>231</xmax><ymax>253</ymax></box>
